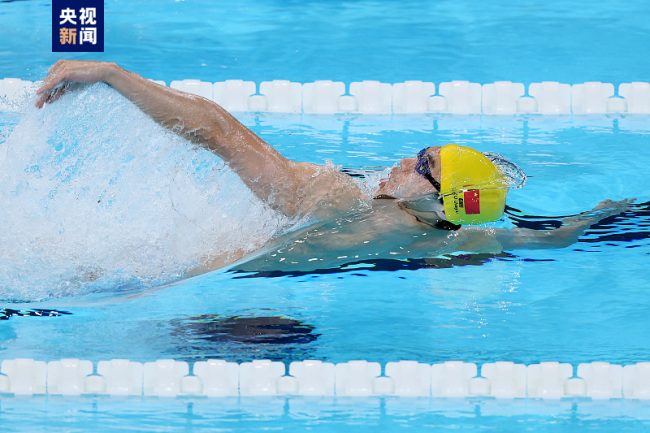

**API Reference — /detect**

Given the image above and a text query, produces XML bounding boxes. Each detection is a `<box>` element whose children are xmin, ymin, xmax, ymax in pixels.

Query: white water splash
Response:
<box><xmin>0</xmin><ymin>84</ymin><xmax>289</xmax><ymax>301</ymax></box>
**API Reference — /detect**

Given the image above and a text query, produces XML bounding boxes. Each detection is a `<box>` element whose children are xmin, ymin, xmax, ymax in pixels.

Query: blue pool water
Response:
<box><xmin>3</xmin><ymin>0</ymin><xmax>650</xmax><ymax>85</ymax></box>
<box><xmin>2</xmin><ymin>106</ymin><xmax>650</xmax><ymax>363</ymax></box>
<box><xmin>2</xmin><ymin>0</ymin><xmax>650</xmax><ymax>431</ymax></box>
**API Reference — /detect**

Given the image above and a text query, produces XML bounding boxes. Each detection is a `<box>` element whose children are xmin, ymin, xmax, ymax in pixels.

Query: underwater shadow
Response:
<box><xmin>0</xmin><ymin>308</ymin><xmax>72</xmax><ymax>320</ymax></box>
<box><xmin>229</xmin><ymin>251</ymin><xmax>552</xmax><ymax>279</ymax></box>
<box><xmin>169</xmin><ymin>315</ymin><xmax>320</xmax><ymax>363</ymax></box>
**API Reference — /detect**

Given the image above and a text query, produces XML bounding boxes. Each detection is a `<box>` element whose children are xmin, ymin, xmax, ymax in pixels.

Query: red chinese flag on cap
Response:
<box><xmin>463</xmin><ymin>190</ymin><xmax>481</xmax><ymax>214</ymax></box>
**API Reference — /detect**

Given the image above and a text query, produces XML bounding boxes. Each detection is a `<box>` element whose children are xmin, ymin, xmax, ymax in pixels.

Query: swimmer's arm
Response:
<box><xmin>36</xmin><ymin>60</ymin><xmax>236</xmax><ymax>145</ymax></box>
<box><xmin>36</xmin><ymin>60</ymin><xmax>356</xmax><ymax>215</ymax></box>
<box><xmin>491</xmin><ymin>224</ymin><xmax>588</xmax><ymax>250</ymax></box>
<box><xmin>493</xmin><ymin>199</ymin><xmax>634</xmax><ymax>250</ymax></box>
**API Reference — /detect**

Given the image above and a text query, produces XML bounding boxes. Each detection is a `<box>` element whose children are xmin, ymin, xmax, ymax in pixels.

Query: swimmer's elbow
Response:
<box><xmin>161</xmin><ymin>99</ymin><xmax>234</xmax><ymax>150</ymax></box>
<box><xmin>201</xmin><ymin>102</ymin><xmax>250</xmax><ymax>152</ymax></box>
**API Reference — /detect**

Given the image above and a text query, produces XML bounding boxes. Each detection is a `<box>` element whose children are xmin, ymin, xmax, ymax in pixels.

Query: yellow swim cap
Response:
<box><xmin>440</xmin><ymin>144</ymin><xmax>509</xmax><ymax>225</ymax></box>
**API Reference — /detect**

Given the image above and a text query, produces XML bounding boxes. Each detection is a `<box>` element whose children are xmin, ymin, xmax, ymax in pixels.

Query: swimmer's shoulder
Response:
<box><xmin>293</xmin><ymin>162</ymin><xmax>369</xmax><ymax>216</ymax></box>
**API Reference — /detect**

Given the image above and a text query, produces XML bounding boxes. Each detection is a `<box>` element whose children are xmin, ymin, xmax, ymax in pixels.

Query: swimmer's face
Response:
<box><xmin>377</xmin><ymin>146</ymin><xmax>442</xmax><ymax>198</ymax></box>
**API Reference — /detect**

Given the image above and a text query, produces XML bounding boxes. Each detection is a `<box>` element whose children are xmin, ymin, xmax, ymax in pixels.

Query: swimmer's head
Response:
<box><xmin>389</xmin><ymin>144</ymin><xmax>526</xmax><ymax>227</ymax></box>
<box><xmin>439</xmin><ymin>144</ymin><xmax>509</xmax><ymax>225</ymax></box>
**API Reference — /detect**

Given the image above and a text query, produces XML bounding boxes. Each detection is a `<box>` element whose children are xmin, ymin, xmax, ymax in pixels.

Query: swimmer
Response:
<box><xmin>36</xmin><ymin>60</ymin><xmax>634</xmax><ymax>272</ymax></box>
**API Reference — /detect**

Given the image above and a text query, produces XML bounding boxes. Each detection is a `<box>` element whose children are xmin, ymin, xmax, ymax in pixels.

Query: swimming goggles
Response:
<box><xmin>414</xmin><ymin>148</ymin><xmax>441</xmax><ymax>192</ymax></box>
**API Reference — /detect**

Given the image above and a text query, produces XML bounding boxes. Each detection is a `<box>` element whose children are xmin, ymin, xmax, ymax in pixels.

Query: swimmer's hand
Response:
<box><xmin>596</xmin><ymin>198</ymin><xmax>636</xmax><ymax>212</ymax></box>
<box><xmin>568</xmin><ymin>198</ymin><xmax>636</xmax><ymax>226</ymax></box>
<box><xmin>495</xmin><ymin>198</ymin><xmax>636</xmax><ymax>250</ymax></box>
<box><xmin>36</xmin><ymin>59</ymin><xmax>115</xmax><ymax>108</ymax></box>
<box><xmin>543</xmin><ymin>198</ymin><xmax>636</xmax><ymax>246</ymax></box>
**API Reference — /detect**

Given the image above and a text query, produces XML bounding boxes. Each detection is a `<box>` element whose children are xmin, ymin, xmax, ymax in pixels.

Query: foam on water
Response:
<box><xmin>0</xmin><ymin>85</ymin><xmax>289</xmax><ymax>301</ymax></box>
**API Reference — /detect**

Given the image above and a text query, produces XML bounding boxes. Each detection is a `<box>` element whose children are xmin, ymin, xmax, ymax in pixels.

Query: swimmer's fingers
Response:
<box><xmin>589</xmin><ymin>199</ymin><xmax>637</xmax><ymax>221</ymax></box>
<box><xmin>593</xmin><ymin>198</ymin><xmax>636</xmax><ymax>212</ymax></box>
<box><xmin>35</xmin><ymin>83</ymin><xmax>68</xmax><ymax>108</ymax></box>
<box><xmin>36</xmin><ymin>60</ymin><xmax>75</xmax><ymax>103</ymax></box>
<box><xmin>36</xmin><ymin>59</ymin><xmax>112</xmax><ymax>108</ymax></box>
<box><xmin>35</xmin><ymin>85</ymin><xmax>60</xmax><ymax>109</ymax></box>
<box><xmin>37</xmin><ymin>59</ymin><xmax>107</xmax><ymax>94</ymax></box>
<box><xmin>35</xmin><ymin>60</ymin><xmax>75</xmax><ymax>108</ymax></box>
<box><xmin>35</xmin><ymin>82</ymin><xmax>87</xmax><ymax>108</ymax></box>
<box><xmin>562</xmin><ymin>199</ymin><xmax>635</xmax><ymax>226</ymax></box>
